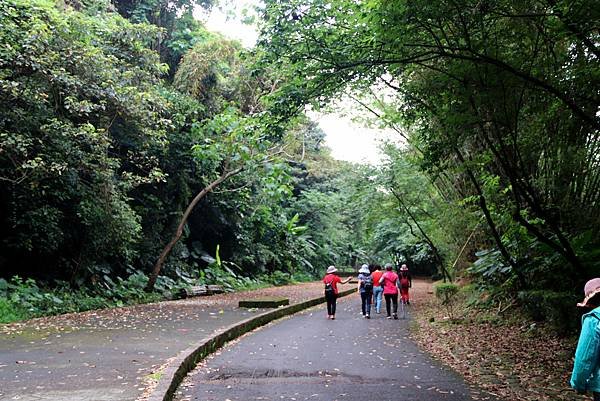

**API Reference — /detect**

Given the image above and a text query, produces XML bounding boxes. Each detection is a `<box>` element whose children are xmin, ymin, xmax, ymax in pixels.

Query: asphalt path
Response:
<box><xmin>174</xmin><ymin>295</ymin><xmax>496</xmax><ymax>401</ymax></box>
<box><xmin>0</xmin><ymin>306</ymin><xmax>256</xmax><ymax>401</ymax></box>
<box><xmin>0</xmin><ymin>282</ymin><xmax>338</xmax><ymax>401</ymax></box>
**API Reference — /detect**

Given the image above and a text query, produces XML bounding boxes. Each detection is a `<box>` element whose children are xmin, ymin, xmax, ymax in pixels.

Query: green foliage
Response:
<box><xmin>174</xmin><ymin>35</ymin><xmax>242</xmax><ymax>111</ymax></box>
<box><xmin>101</xmin><ymin>273</ymin><xmax>158</xmax><ymax>303</ymax></box>
<box><xmin>257</xmin><ymin>0</ymin><xmax>599</xmax><ymax>332</ymax></box>
<box><xmin>0</xmin><ymin>0</ymin><xmax>170</xmax><ymax>280</ymax></box>
<box><xmin>518</xmin><ymin>290</ymin><xmax>580</xmax><ymax>335</ymax></box>
<box><xmin>0</xmin><ymin>298</ymin><xmax>28</xmax><ymax>324</ymax></box>
<box><xmin>199</xmin><ymin>263</ymin><xmax>265</xmax><ymax>291</ymax></box>
<box><xmin>0</xmin><ymin>274</ymin><xmax>171</xmax><ymax>323</ymax></box>
<box><xmin>264</xmin><ymin>271</ymin><xmax>293</xmax><ymax>286</ymax></box>
<box><xmin>112</xmin><ymin>0</ymin><xmax>214</xmax><ymax>75</ymax></box>
<box><xmin>0</xmin><ymin>278</ymin><xmax>28</xmax><ymax>323</ymax></box>
<box><xmin>290</xmin><ymin>271</ymin><xmax>316</xmax><ymax>283</ymax></box>
<box><xmin>435</xmin><ymin>283</ymin><xmax>460</xmax><ymax>319</ymax></box>
<box><xmin>468</xmin><ymin>250</ymin><xmax>512</xmax><ymax>282</ymax></box>
<box><xmin>435</xmin><ymin>283</ymin><xmax>460</xmax><ymax>301</ymax></box>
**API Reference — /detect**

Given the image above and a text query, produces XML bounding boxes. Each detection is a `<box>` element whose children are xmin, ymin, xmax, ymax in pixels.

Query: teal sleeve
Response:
<box><xmin>570</xmin><ymin>316</ymin><xmax>600</xmax><ymax>391</ymax></box>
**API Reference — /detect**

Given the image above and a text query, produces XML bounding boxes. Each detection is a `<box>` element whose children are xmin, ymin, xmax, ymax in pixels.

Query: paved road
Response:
<box><xmin>0</xmin><ymin>282</ymin><xmax>345</xmax><ymax>401</ymax></box>
<box><xmin>175</xmin><ymin>295</ymin><xmax>496</xmax><ymax>401</ymax></box>
<box><xmin>0</xmin><ymin>305</ymin><xmax>259</xmax><ymax>401</ymax></box>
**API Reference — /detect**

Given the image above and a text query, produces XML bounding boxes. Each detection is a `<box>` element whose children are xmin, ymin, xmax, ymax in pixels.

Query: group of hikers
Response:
<box><xmin>322</xmin><ymin>263</ymin><xmax>412</xmax><ymax>320</ymax></box>
<box><xmin>322</xmin><ymin>265</ymin><xmax>600</xmax><ymax>400</ymax></box>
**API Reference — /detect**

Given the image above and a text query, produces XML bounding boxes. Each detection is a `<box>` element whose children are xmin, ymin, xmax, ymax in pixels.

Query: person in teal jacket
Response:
<box><xmin>571</xmin><ymin>278</ymin><xmax>600</xmax><ymax>400</ymax></box>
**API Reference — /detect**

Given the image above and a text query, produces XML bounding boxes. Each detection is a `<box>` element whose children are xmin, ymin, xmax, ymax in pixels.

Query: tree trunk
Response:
<box><xmin>145</xmin><ymin>167</ymin><xmax>243</xmax><ymax>292</ymax></box>
<box><xmin>452</xmin><ymin>148</ymin><xmax>522</xmax><ymax>275</ymax></box>
<box><xmin>390</xmin><ymin>188</ymin><xmax>451</xmax><ymax>282</ymax></box>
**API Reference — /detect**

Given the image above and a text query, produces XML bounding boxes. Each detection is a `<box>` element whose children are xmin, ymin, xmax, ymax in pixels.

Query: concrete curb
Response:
<box><xmin>147</xmin><ymin>287</ymin><xmax>356</xmax><ymax>401</ymax></box>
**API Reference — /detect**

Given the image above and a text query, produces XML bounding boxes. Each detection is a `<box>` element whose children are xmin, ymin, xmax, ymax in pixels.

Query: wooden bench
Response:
<box><xmin>180</xmin><ymin>284</ymin><xmax>225</xmax><ymax>298</ymax></box>
<box><xmin>207</xmin><ymin>285</ymin><xmax>225</xmax><ymax>294</ymax></box>
<box><xmin>238</xmin><ymin>297</ymin><xmax>289</xmax><ymax>308</ymax></box>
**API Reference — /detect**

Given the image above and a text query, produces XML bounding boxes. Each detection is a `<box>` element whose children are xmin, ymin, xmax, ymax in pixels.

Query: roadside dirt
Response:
<box><xmin>409</xmin><ymin>279</ymin><xmax>590</xmax><ymax>401</ymax></box>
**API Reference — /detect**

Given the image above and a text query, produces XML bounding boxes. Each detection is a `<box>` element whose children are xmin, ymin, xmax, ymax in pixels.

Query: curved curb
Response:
<box><xmin>147</xmin><ymin>287</ymin><xmax>355</xmax><ymax>401</ymax></box>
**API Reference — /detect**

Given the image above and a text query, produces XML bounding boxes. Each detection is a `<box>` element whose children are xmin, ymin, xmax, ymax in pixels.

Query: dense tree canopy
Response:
<box><xmin>0</xmin><ymin>0</ymin><xmax>597</xmax><ymax>330</ymax></box>
<box><xmin>0</xmin><ymin>0</ymin><xmax>381</xmax><ymax>297</ymax></box>
<box><xmin>255</xmin><ymin>0</ymin><xmax>599</xmax><ymax>325</ymax></box>
<box><xmin>0</xmin><ymin>0</ymin><xmax>170</xmax><ymax>281</ymax></box>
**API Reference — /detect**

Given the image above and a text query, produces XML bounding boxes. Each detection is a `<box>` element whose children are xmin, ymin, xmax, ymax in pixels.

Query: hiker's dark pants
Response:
<box><xmin>360</xmin><ymin>291</ymin><xmax>372</xmax><ymax>316</ymax></box>
<box><xmin>325</xmin><ymin>292</ymin><xmax>337</xmax><ymax>315</ymax></box>
<box><xmin>594</xmin><ymin>392</ymin><xmax>600</xmax><ymax>401</ymax></box>
<box><xmin>384</xmin><ymin>293</ymin><xmax>398</xmax><ymax>316</ymax></box>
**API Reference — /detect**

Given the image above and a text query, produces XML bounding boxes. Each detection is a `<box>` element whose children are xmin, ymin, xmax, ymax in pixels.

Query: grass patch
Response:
<box><xmin>0</xmin><ymin>298</ymin><xmax>28</xmax><ymax>323</ymax></box>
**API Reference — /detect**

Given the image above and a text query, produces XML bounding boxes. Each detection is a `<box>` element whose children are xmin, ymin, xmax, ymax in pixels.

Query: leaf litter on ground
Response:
<box><xmin>409</xmin><ymin>280</ymin><xmax>592</xmax><ymax>401</ymax></box>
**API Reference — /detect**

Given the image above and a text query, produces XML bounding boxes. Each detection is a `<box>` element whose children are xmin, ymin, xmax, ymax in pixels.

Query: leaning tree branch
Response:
<box><xmin>390</xmin><ymin>187</ymin><xmax>450</xmax><ymax>282</ymax></box>
<box><xmin>146</xmin><ymin>165</ymin><xmax>244</xmax><ymax>291</ymax></box>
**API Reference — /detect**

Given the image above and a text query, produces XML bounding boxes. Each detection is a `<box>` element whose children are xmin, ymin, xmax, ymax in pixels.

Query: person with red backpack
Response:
<box><xmin>399</xmin><ymin>264</ymin><xmax>412</xmax><ymax>305</ymax></box>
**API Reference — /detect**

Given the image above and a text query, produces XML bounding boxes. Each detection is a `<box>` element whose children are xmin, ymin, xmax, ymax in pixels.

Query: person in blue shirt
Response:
<box><xmin>571</xmin><ymin>278</ymin><xmax>600</xmax><ymax>400</ymax></box>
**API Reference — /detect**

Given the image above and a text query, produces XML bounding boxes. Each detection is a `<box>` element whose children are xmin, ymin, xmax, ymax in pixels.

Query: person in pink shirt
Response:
<box><xmin>323</xmin><ymin>265</ymin><xmax>352</xmax><ymax>320</ymax></box>
<box><xmin>379</xmin><ymin>263</ymin><xmax>399</xmax><ymax>319</ymax></box>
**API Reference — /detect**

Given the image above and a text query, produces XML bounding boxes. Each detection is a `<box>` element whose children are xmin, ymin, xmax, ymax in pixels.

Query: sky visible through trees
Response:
<box><xmin>201</xmin><ymin>0</ymin><xmax>399</xmax><ymax>165</ymax></box>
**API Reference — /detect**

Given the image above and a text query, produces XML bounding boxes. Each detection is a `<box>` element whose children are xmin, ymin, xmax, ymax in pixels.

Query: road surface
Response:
<box><xmin>174</xmin><ymin>295</ymin><xmax>496</xmax><ymax>401</ymax></box>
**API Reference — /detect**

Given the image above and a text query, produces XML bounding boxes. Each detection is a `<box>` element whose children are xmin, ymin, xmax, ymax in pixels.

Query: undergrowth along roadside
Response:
<box><xmin>0</xmin><ymin>270</ymin><xmax>315</xmax><ymax>324</ymax></box>
<box><xmin>410</xmin><ymin>280</ymin><xmax>591</xmax><ymax>401</ymax></box>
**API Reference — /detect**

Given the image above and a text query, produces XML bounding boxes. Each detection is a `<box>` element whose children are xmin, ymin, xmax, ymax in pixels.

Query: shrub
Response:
<box><xmin>265</xmin><ymin>271</ymin><xmax>293</xmax><ymax>286</ymax></box>
<box><xmin>0</xmin><ymin>273</ymin><xmax>177</xmax><ymax>323</ymax></box>
<box><xmin>291</xmin><ymin>271</ymin><xmax>315</xmax><ymax>283</ymax></box>
<box><xmin>435</xmin><ymin>282</ymin><xmax>460</xmax><ymax>319</ymax></box>
<box><xmin>518</xmin><ymin>290</ymin><xmax>580</xmax><ymax>335</ymax></box>
<box><xmin>0</xmin><ymin>297</ymin><xmax>28</xmax><ymax>323</ymax></box>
